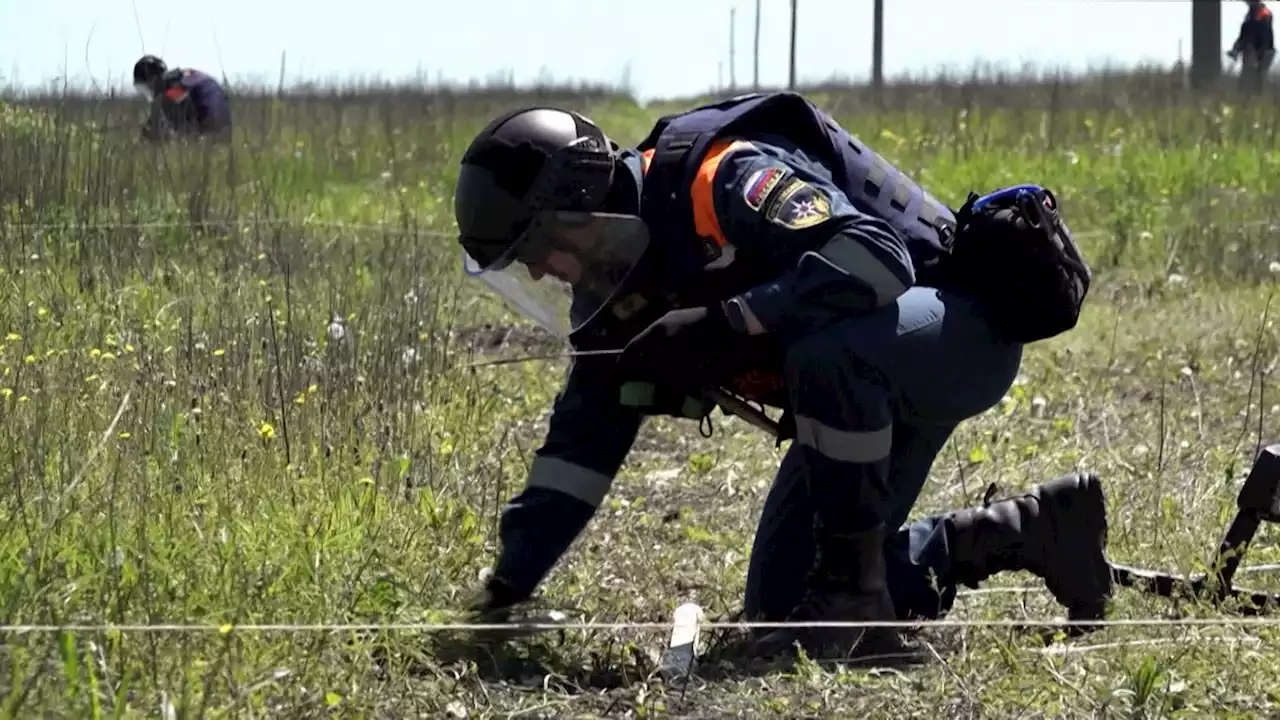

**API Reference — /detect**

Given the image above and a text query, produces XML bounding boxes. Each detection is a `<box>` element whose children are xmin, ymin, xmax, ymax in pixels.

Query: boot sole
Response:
<box><xmin>1037</xmin><ymin>472</ymin><xmax>1113</xmax><ymax>627</ymax></box>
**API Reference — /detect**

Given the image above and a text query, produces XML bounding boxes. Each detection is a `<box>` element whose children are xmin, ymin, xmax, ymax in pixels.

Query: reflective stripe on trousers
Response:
<box><xmin>793</xmin><ymin>415</ymin><xmax>893</xmax><ymax>465</ymax></box>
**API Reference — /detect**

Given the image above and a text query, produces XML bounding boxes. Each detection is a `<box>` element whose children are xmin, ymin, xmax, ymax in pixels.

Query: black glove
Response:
<box><xmin>616</xmin><ymin>305</ymin><xmax>737</xmax><ymax>381</ymax></box>
<box><xmin>139</xmin><ymin>121</ymin><xmax>169</xmax><ymax>142</ymax></box>
<box><xmin>464</xmin><ymin>573</ymin><xmax>529</xmax><ymax>622</ymax></box>
<box><xmin>456</xmin><ymin>572</ymin><xmax>571</xmax><ymax>646</ymax></box>
<box><xmin>429</xmin><ymin>573</ymin><xmax>536</xmax><ymax>656</ymax></box>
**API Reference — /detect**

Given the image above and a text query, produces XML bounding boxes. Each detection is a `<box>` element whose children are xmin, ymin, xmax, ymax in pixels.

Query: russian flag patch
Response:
<box><xmin>743</xmin><ymin>166</ymin><xmax>786</xmax><ymax>211</ymax></box>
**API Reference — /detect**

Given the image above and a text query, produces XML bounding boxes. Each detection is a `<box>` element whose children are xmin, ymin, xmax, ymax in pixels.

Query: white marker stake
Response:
<box><xmin>659</xmin><ymin>602</ymin><xmax>703</xmax><ymax>679</ymax></box>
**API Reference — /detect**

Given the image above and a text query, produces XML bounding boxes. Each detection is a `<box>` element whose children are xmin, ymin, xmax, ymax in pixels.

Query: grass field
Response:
<box><xmin>3</xmin><ymin>67</ymin><xmax>1280</xmax><ymax>717</ymax></box>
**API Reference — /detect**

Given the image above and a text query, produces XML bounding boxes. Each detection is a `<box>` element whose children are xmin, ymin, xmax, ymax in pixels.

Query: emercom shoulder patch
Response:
<box><xmin>763</xmin><ymin>176</ymin><xmax>833</xmax><ymax>230</ymax></box>
<box><xmin>741</xmin><ymin>165</ymin><xmax>788</xmax><ymax>211</ymax></box>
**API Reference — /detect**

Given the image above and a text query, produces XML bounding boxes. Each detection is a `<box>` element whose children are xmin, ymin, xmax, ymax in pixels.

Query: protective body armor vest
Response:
<box><xmin>581</xmin><ymin>93</ymin><xmax>964</xmax><ymax>430</ymax></box>
<box><xmin>634</xmin><ymin>91</ymin><xmax>957</xmax><ymax>279</ymax></box>
<box><xmin>570</xmin><ymin>92</ymin><xmax>958</xmax><ymax>354</ymax></box>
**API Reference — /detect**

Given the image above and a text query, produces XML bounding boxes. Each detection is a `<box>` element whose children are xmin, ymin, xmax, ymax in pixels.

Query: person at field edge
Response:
<box><xmin>1229</xmin><ymin>1</ymin><xmax>1276</xmax><ymax>94</ymax></box>
<box><xmin>452</xmin><ymin>91</ymin><xmax>1108</xmax><ymax>662</ymax></box>
<box><xmin>132</xmin><ymin>55</ymin><xmax>232</xmax><ymax>142</ymax></box>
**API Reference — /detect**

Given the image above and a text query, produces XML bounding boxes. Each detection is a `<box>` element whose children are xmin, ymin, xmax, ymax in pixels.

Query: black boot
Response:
<box><xmin>945</xmin><ymin>472</ymin><xmax>1112</xmax><ymax>626</ymax></box>
<box><xmin>750</xmin><ymin>524</ymin><xmax>917</xmax><ymax>662</ymax></box>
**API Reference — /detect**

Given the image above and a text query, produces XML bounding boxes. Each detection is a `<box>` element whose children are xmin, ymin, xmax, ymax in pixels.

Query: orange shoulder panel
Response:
<box><xmin>164</xmin><ymin>86</ymin><xmax>189</xmax><ymax>102</ymax></box>
<box><xmin>689</xmin><ymin>139</ymin><xmax>751</xmax><ymax>248</ymax></box>
<box><xmin>640</xmin><ymin>148</ymin><xmax>655</xmax><ymax>174</ymax></box>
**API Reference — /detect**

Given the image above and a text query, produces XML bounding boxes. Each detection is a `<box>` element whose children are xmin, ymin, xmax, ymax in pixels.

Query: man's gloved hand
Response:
<box><xmin>617</xmin><ymin>305</ymin><xmax>737</xmax><ymax>380</ymax></box>
<box><xmin>139</xmin><ymin>122</ymin><xmax>169</xmax><ymax>142</ymax></box>
<box><xmin>432</xmin><ymin>572</ymin><xmax>539</xmax><ymax>658</ymax></box>
<box><xmin>464</xmin><ymin>571</ymin><xmax>529</xmax><ymax>623</ymax></box>
<box><xmin>454</xmin><ymin>571</ymin><xmax>573</xmax><ymax>646</ymax></box>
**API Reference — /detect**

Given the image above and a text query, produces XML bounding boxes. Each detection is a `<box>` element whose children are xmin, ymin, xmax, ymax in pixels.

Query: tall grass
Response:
<box><xmin>0</xmin><ymin>68</ymin><xmax>1277</xmax><ymax>715</ymax></box>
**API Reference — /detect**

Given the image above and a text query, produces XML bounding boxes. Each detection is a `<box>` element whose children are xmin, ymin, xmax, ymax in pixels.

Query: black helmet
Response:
<box><xmin>133</xmin><ymin>55</ymin><xmax>167</xmax><ymax>91</ymax></box>
<box><xmin>455</xmin><ymin>106</ymin><xmax>618</xmax><ymax>271</ymax></box>
<box><xmin>455</xmin><ymin>106</ymin><xmax>653</xmax><ymax>338</ymax></box>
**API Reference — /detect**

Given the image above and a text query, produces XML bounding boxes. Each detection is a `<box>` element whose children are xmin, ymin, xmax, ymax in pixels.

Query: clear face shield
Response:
<box><xmin>462</xmin><ymin>210</ymin><xmax>650</xmax><ymax>337</ymax></box>
<box><xmin>134</xmin><ymin>82</ymin><xmax>155</xmax><ymax>100</ymax></box>
<box><xmin>459</xmin><ymin>129</ymin><xmax>650</xmax><ymax>338</ymax></box>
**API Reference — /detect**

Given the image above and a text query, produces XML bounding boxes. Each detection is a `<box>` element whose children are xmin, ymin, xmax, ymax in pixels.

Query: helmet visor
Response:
<box><xmin>462</xmin><ymin>210</ymin><xmax>650</xmax><ymax>336</ymax></box>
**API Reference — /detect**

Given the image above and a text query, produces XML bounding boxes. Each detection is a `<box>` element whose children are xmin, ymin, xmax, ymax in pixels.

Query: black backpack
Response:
<box><xmin>945</xmin><ymin>185</ymin><xmax>1092</xmax><ymax>344</ymax></box>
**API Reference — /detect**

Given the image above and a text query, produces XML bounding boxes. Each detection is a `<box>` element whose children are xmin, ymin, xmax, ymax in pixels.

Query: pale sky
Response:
<box><xmin>0</xmin><ymin>1</ymin><xmax>1266</xmax><ymax>101</ymax></box>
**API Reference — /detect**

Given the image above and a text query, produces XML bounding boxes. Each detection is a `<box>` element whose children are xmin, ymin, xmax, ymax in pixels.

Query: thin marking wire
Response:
<box><xmin>3</xmin><ymin>616</ymin><xmax>1280</xmax><ymax>634</ymax></box>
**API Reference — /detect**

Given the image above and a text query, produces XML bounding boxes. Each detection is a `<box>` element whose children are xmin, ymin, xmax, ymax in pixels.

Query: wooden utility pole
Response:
<box><xmin>872</xmin><ymin>0</ymin><xmax>884</xmax><ymax>92</ymax></box>
<box><xmin>730</xmin><ymin>6</ymin><xmax>737</xmax><ymax>91</ymax></box>
<box><xmin>753</xmin><ymin>0</ymin><xmax>761</xmax><ymax>90</ymax></box>
<box><xmin>1190</xmin><ymin>0</ymin><xmax>1222</xmax><ymax>89</ymax></box>
<box><xmin>788</xmin><ymin>0</ymin><xmax>798</xmax><ymax>90</ymax></box>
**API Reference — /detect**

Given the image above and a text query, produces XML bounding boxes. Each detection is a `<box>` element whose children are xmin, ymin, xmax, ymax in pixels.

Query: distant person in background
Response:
<box><xmin>132</xmin><ymin>55</ymin><xmax>232</xmax><ymax>142</ymax></box>
<box><xmin>1229</xmin><ymin>1</ymin><xmax>1275</xmax><ymax>94</ymax></box>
